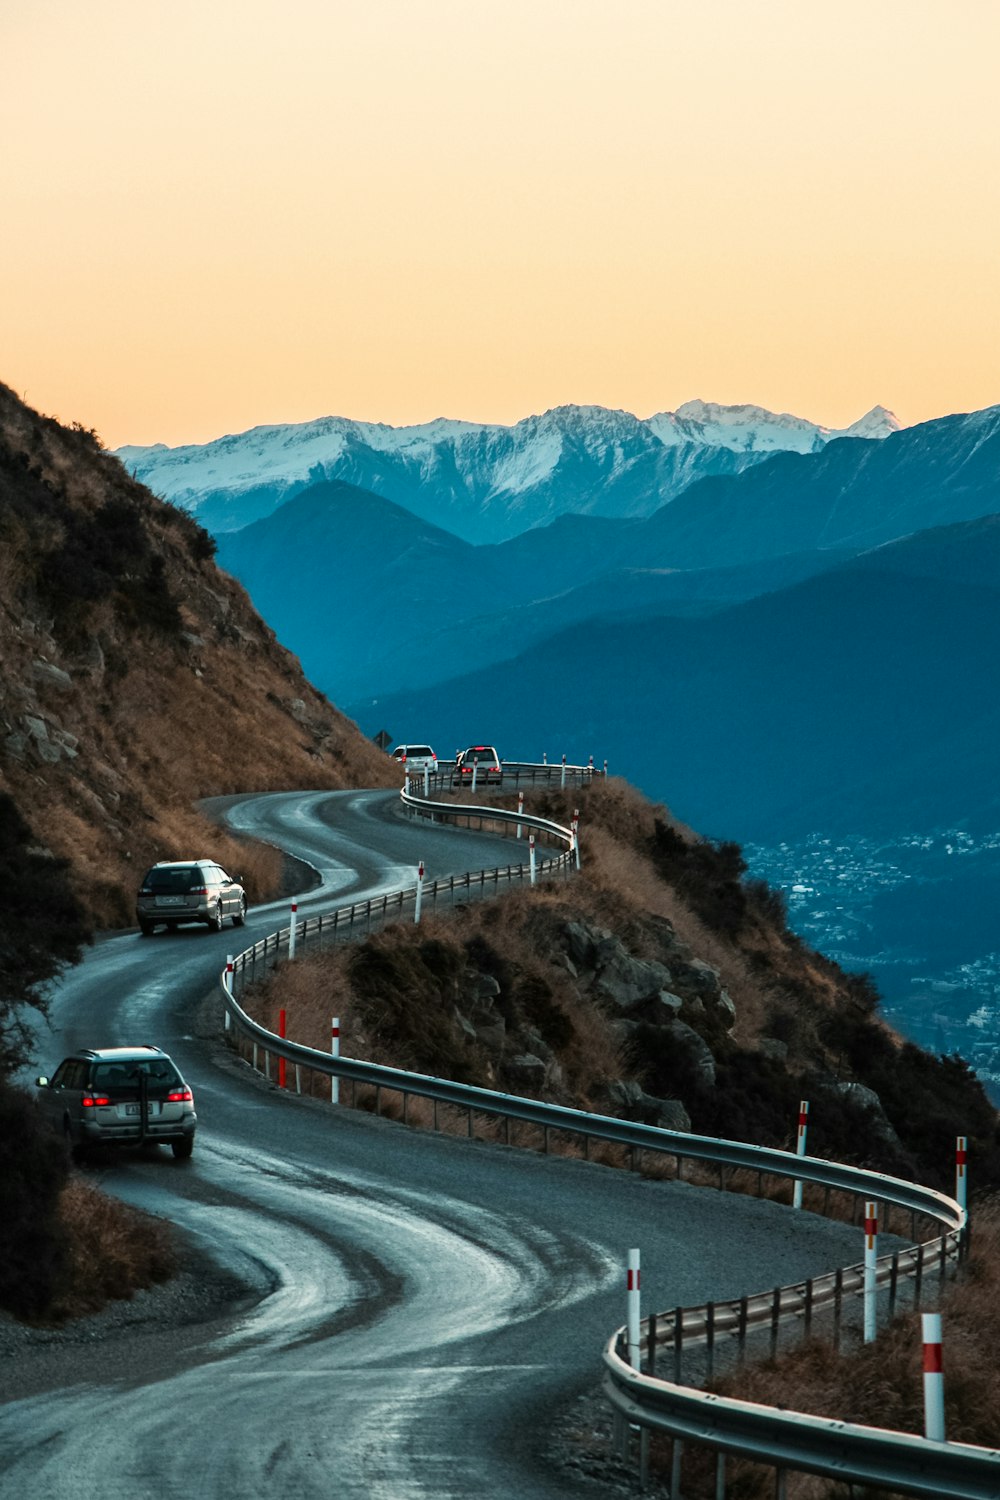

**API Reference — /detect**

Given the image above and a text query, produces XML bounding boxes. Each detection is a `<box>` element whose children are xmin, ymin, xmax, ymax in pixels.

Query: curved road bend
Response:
<box><xmin>3</xmin><ymin>789</ymin><xmax>870</xmax><ymax>1499</ymax></box>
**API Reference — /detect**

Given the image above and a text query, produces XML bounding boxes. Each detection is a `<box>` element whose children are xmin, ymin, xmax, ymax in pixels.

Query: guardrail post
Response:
<box><xmin>627</xmin><ymin>1249</ymin><xmax>641</xmax><ymax>1369</ymax></box>
<box><xmin>670</xmin><ymin>1439</ymin><xmax>683</xmax><ymax>1500</ymax></box>
<box><xmin>278</xmin><ymin>1009</ymin><xmax>286</xmax><ymax>1089</ymax></box>
<box><xmin>922</xmin><ymin>1312</ymin><xmax>946</xmax><ymax>1441</ymax></box>
<box><xmin>288</xmin><ymin>900</ymin><xmax>298</xmax><ymax>961</ymax></box>
<box><xmin>529</xmin><ymin>834</ymin><xmax>537</xmax><ymax>886</ymax></box>
<box><xmin>793</xmin><ymin>1100</ymin><xmax>809</xmax><ymax>1209</ymax></box>
<box><xmin>864</xmin><ymin>1201</ymin><xmax>878</xmax><ymax>1343</ymax></box>
<box><xmin>331</xmin><ymin>1017</ymin><xmax>340</xmax><ymax>1105</ymax></box>
<box><xmin>415</xmin><ymin>861</ymin><xmax>424</xmax><ymax>924</ymax></box>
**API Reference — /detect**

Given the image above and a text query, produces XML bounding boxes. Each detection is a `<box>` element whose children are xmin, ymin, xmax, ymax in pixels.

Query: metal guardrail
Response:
<box><xmin>216</xmin><ymin>779</ymin><xmax>986</xmax><ymax>1499</ymax></box>
<box><xmin>601</xmin><ymin>1353</ymin><xmax>1000</xmax><ymax>1500</ymax></box>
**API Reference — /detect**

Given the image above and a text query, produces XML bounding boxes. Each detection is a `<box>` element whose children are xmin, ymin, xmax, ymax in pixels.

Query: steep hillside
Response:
<box><xmin>242</xmin><ymin>777</ymin><xmax>1000</xmax><ymax>1195</ymax></box>
<box><xmin>0</xmin><ymin>383</ymin><xmax>395</xmax><ymax>927</ymax></box>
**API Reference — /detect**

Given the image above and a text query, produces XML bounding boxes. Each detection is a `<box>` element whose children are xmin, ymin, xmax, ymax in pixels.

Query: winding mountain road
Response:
<box><xmin>2</xmin><ymin>789</ymin><xmax>867</xmax><ymax>1498</ymax></box>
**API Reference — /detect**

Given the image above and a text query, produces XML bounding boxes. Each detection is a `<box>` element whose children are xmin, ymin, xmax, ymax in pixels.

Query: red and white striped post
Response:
<box><xmin>516</xmin><ymin>791</ymin><xmax>524</xmax><ymax>839</ymax></box>
<box><xmin>956</xmin><ymin>1136</ymin><xmax>968</xmax><ymax>1213</ymax></box>
<box><xmin>278</xmin><ymin>1008</ymin><xmax>287</xmax><ymax>1090</ymax></box>
<box><xmin>922</xmin><ymin>1312</ymin><xmax>945</xmax><ymax>1441</ymax></box>
<box><xmin>627</xmin><ymin>1248</ymin><xmax>641</xmax><ymax>1370</ymax></box>
<box><xmin>224</xmin><ymin>956</ymin><xmax>234</xmax><ymax>1029</ymax></box>
<box><xmin>560</xmin><ymin>753</ymin><xmax>567</xmax><ymax>789</ymax></box>
<box><xmin>331</xmin><ymin>1017</ymin><xmax>340</xmax><ymax>1105</ymax></box>
<box><xmin>793</xmin><ymin>1100</ymin><xmax>809</xmax><ymax>1209</ymax></box>
<box><xmin>588</xmin><ymin>754</ymin><xmax>594</xmax><ymax>771</ymax></box>
<box><xmin>863</xmin><ymin>1200</ymin><xmax>878</xmax><ymax>1342</ymax></box>
<box><xmin>529</xmin><ymin>834</ymin><xmax>537</xmax><ymax>886</ymax></box>
<box><xmin>288</xmin><ymin>900</ymin><xmax>298</xmax><ymax>961</ymax></box>
<box><xmin>415</xmin><ymin>861</ymin><xmax>425</xmax><ymax>925</ymax></box>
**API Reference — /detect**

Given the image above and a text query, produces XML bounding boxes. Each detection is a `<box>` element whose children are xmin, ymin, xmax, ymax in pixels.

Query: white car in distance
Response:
<box><xmin>391</xmin><ymin>744</ymin><xmax>438</xmax><ymax>777</ymax></box>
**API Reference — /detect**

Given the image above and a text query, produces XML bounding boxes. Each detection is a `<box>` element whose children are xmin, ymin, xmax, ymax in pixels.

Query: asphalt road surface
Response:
<box><xmin>2</xmin><ymin>789</ymin><xmax>869</xmax><ymax>1499</ymax></box>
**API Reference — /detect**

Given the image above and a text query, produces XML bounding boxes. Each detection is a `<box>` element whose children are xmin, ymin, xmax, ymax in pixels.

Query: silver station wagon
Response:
<box><xmin>136</xmin><ymin>859</ymin><xmax>247</xmax><ymax>936</ymax></box>
<box><xmin>35</xmin><ymin>1045</ymin><xmax>197</xmax><ymax>1160</ymax></box>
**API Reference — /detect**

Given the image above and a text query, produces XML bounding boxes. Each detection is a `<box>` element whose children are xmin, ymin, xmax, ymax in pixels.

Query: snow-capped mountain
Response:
<box><xmin>647</xmin><ymin>400</ymin><xmax>900</xmax><ymax>453</ymax></box>
<box><xmin>117</xmin><ymin>400</ymin><xmax>901</xmax><ymax>543</ymax></box>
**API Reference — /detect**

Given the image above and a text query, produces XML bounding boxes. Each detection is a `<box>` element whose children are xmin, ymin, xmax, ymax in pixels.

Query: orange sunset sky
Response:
<box><xmin>2</xmin><ymin>0</ymin><xmax>997</xmax><ymax>449</ymax></box>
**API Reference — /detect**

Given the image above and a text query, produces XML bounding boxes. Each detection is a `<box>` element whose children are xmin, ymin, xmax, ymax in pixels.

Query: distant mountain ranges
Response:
<box><xmin>123</xmin><ymin>398</ymin><xmax>1000</xmax><ymax>847</ymax></box>
<box><xmin>117</xmin><ymin>399</ymin><xmax>900</xmax><ymax>544</ymax></box>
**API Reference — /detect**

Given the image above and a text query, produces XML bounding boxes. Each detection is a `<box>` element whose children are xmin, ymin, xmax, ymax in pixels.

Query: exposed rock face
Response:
<box><xmin>835</xmin><ymin>1081</ymin><xmax>903</xmax><ymax>1147</ymax></box>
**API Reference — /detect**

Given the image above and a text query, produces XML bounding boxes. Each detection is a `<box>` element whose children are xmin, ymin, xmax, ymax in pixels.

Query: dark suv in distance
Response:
<box><xmin>35</xmin><ymin>1046</ymin><xmax>197</xmax><ymax>1160</ymax></box>
<box><xmin>136</xmin><ymin>859</ymin><xmax>247</xmax><ymax>936</ymax></box>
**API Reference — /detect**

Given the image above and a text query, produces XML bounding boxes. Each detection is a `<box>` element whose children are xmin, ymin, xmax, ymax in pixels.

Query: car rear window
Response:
<box><xmin>144</xmin><ymin>867</ymin><xmax>198</xmax><ymax>892</ymax></box>
<box><xmin>407</xmin><ymin>746</ymin><xmax>433</xmax><ymax>757</ymax></box>
<box><xmin>92</xmin><ymin>1060</ymin><xmax>183</xmax><ymax>1091</ymax></box>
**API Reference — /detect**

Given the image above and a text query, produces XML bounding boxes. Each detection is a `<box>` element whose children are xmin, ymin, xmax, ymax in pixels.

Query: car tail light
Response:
<box><xmin>188</xmin><ymin>886</ymin><xmax>208</xmax><ymax>896</ymax></box>
<box><xmin>166</xmin><ymin>1086</ymin><xmax>193</xmax><ymax>1104</ymax></box>
<box><xmin>81</xmin><ymin>1094</ymin><xmax>111</xmax><ymax>1108</ymax></box>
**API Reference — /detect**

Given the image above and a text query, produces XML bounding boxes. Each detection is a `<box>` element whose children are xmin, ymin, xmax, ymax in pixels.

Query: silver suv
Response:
<box><xmin>136</xmin><ymin>859</ymin><xmax>247</xmax><ymax>936</ymax></box>
<box><xmin>35</xmin><ymin>1046</ymin><xmax>197</xmax><ymax>1160</ymax></box>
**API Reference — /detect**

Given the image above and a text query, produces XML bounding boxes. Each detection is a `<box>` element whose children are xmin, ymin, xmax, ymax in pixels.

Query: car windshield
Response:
<box><xmin>144</xmin><ymin>867</ymin><xmax>199</xmax><ymax>892</ymax></box>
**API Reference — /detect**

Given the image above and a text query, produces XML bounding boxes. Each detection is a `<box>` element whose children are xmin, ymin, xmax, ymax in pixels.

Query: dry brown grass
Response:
<box><xmin>0</xmin><ymin>381</ymin><xmax>397</xmax><ymax>929</ymax></box>
<box><xmin>43</xmin><ymin>1177</ymin><xmax>177</xmax><ymax>1323</ymax></box>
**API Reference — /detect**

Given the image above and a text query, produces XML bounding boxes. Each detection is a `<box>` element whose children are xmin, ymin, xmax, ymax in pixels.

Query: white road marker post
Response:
<box><xmin>423</xmin><ymin>764</ymin><xmax>430</xmax><ymax>797</ymax></box>
<box><xmin>516</xmin><ymin>791</ymin><xmax>524</xmax><ymax>839</ymax></box>
<box><xmin>331</xmin><ymin>1017</ymin><xmax>340</xmax><ymax>1105</ymax></box>
<box><xmin>471</xmin><ymin>755</ymin><xmax>479</xmax><ymax>793</ymax></box>
<box><xmin>627</xmin><ymin>1248</ymin><xmax>642</xmax><ymax>1370</ymax></box>
<box><xmin>793</xmin><ymin>1100</ymin><xmax>809</xmax><ymax>1209</ymax></box>
<box><xmin>572</xmin><ymin>809</ymin><xmax>581</xmax><ymax>871</ymax></box>
<box><xmin>529</xmin><ymin>833</ymin><xmax>537</xmax><ymax>886</ymax></box>
<box><xmin>863</xmin><ymin>1201</ymin><xmax>878</xmax><ymax>1343</ymax></box>
<box><xmin>542</xmin><ymin>751</ymin><xmax>547</xmax><ymax>765</ymax></box>
<box><xmin>603</xmin><ymin>758</ymin><xmax>608</xmax><ymax>777</ymax></box>
<box><xmin>415</xmin><ymin>861</ymin><xmax>425</xmax><ymax>925</ymax></box>
<box><xmin>560</xmin><ymin>753</ymin><xmax>567</xmax><ymax>789</ymax></box>
<box><xmin>922</xmin><ymin>1312</ymin><xmax>945</xmax><ymax>1441</ymax></box>
<box><xmin>288</xmin><ymin>900</ymin><xmax>298</xmax><ymax>962</ymax></box>
<box><xmin>956</xmin><ymin>1136</ymin><xmax>968</xmax><ymax>1214</ymax></box>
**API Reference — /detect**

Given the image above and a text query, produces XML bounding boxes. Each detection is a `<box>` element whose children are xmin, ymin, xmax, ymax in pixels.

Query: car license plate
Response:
<box><xmin>123</xmin><ymin>1102</ymin><xmax>160</xmax><ymax>1117</ymax></box>
<box><xmin>125</xmin><ymin>1103</ymin><xmax>140</xmax><ymax>1116</ymax></box>
<box><xmin>156</xmin><ymin>896</ymin><xmax>184</xmax><ymax>907</ymax></box>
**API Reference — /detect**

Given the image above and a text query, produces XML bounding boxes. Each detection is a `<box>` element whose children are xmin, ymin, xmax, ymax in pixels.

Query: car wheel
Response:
<box><xmin>139</xmin><ymin>920</ymin><xmax>155</xmax><ymax>938</ymax></box>
<box><xmin>233</xmin><ymin>896</ymin><xmax>247</xmax><ymax>927</ymax></box>
<box><xmin>172</xmin><ymin>1137</ymin><xmax>194</xmax><ymax>1160</ymax></box>
<box><xmin>208</xmin><ymin>903</ymin><xmax>224</xmax><ymax>933</ymax></box>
